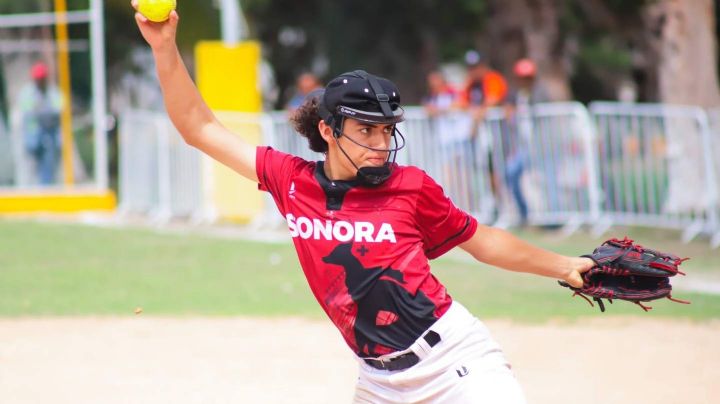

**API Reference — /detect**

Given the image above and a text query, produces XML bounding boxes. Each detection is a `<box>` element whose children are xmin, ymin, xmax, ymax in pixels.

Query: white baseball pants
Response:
<box><xmin>352</xmin><ymin>301</ymin><xmax>526</xmax><ymax>403</ymax></box>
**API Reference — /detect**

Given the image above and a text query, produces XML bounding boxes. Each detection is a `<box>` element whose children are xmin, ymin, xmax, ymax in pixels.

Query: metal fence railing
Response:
<box><xmin>399</xmin><ymin>103</ymin><xmax>601</xmax><ymax>230</ymax></box>
<box><xmin>266</xmin><ymin>110</ymin><xmax>324</xmax><ymax>162</ymax></box>
<box><xmin>117</xmin><ymin>102</ymin><xmax>720</xmax><ymax>246</ymax></box>
<box><xmin>118</xmin><ymin>111</ymin><xmax>159</xmax><ymax>216</ymax></box>
<box><xmin>705</xmin><ymin>107</ymin><xmax>720</xmax><ymax>247</ymax></box>
<box><xmin>118</xmin><ymin>110</ymin><xmax>202</xmax><ymax>222</ymax></box>
<box><xmin>488</xmin><ymin>102</ymin><xmax>601</xmax><ymax>231</ymax></box>
<box><xmin>401</xmin><ymin>108</ymin><xmax>496</xmax><ymax>223</ymax></box>
<box><xmin>590</xmin><ymin>102</ymin><xmax>718</xmax><ymax>244</ymax></box>
<box><xmin>0</xmin><ymin>115</ymin><xmax>13</xmax><ymax>186</ymax></box>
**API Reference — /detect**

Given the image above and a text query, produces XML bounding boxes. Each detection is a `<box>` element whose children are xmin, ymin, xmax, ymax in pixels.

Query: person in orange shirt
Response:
<box><xmin>458</xmin><ymin>50</ymin><xmax>508</xmax><ymax>125</ymax></box>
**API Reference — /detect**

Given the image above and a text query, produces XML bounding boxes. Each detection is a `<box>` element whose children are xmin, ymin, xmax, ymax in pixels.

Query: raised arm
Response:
<box><xmin>131</xmin><ymin>1</ymin><xmax>258</xmax><ymax>182</ymax></box>
<box><xmin>459</xmin><ymin>224</ymin><xmax>594</xmax><ymax>288</ymax></box>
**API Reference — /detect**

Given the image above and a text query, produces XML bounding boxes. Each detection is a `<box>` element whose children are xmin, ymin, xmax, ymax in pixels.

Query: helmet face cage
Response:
<box><xmin>331</xmin><ymin>113</ymin><xmax>406</xmax><ymax>154</ymax></box>
<box><xmin>330</xmin><ymin>115</ymin><xmax>406</xmax><ymax>186</ymax></box>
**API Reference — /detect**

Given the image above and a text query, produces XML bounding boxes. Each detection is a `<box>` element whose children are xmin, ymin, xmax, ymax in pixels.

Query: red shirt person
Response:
<box><xmin>132</xmin><ymin>3</ymin><xmax>593</xmax><ymax>402</ymax></box>
<box><xmin>261</xmin><ymin>73</ymin><xmax>478</xmax><ymax>356</ymax></box>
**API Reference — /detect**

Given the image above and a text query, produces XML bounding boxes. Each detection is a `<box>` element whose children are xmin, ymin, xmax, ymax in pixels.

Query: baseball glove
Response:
<box><xmin>559</xmin><ymin>237</ymin><xmax>690</xmax><ymax>312</ymax></box>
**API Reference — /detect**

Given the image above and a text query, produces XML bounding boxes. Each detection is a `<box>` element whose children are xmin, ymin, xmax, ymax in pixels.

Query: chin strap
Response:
<box><xmin>356</xmin><ymin>165</ymin><xmax>392</xmax><ymax>187</ymax></box>
<box><xmin>333</xmin><ymin>134</ymin><xmax>391</xmax><ymax>187</ymax></box>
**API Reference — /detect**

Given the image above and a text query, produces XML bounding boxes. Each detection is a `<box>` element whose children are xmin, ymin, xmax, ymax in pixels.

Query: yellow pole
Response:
<box><xmin>53</xmin><ymin>0</ymin><xmax>74</xmax><ymax>186</ymax></box>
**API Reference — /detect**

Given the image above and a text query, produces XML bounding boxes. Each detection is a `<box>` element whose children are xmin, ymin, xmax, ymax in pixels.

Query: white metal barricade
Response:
<box><xmin>0</xmin><ymin>115</ymin><xmax>13</xmax><ymax>186</ymax></box>
<box><xmin>116</xmin><ymin>103</ymin><xmax>719</xmax><ymax>247</ymax></box>
<box><xmin>590</xmin><ymin>102</ymin><xmax>718</xmax><ymax>242</ymax></box>
<box><xmin>482</xmin><ymin>102</ymin><xmax>601</xmax><ymax>231</ymax></box>
<box><xmin>118</xmin><ymin>110</ymin><xmax>159</xmax><ymax>215</ymax></box>
<box><xmin>116</xmin><ymin>105</ymin><xmax>604</xmax><ymax>230</ymax></box>
<box><xmin>706</xmin><ymin>107</ymin><xmax>720</xmax><ymax>247</ymax></box>
<box><xmin>160</xmin><ymin>116</ymin><xmax>203</xmax><ymax>221</ymax></box>
<box><xmin>266</xmin><ymin>111</ymin><xmax>324</xmax><ymax>161</ymax></box>
<box><xmin>118</xmin><ymin>110</ymin><xmax>202</xmax><ymax>222</ymax></box>
<box><xmin>400</xmin><ymin>107</ymin><xmax>497</xmax><ymax>223</ymax></box>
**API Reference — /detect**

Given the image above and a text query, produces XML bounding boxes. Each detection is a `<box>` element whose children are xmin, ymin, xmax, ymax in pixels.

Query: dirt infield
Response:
<box><xmin>1</xmin><ymin>317</ymin><xmax>717</xmax><ymax>404</ymax></box>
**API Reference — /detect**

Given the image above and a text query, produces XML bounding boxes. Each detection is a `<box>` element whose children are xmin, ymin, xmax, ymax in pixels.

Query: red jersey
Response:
<box><xmin>256</xmin><ymin>146</ymin><xmax>478</xmax><ymax>357</ymax></box>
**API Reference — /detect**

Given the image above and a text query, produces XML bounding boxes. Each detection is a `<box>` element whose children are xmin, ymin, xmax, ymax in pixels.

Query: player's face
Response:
<box><xmin>340</xmin><ymin>118</ymin><xmax>393</xmax><ymax>165</ymax></box>
<box><xmin>321</xmin><ymin>118</ymin><xmax>394</xmax><ymax>179</ymax></box>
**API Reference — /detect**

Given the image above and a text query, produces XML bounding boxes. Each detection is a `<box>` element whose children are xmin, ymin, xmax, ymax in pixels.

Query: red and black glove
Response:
<box><xmin>559</xmin><ymin>237</ymin><xmax>690</xmax><ymax>312</ymax></box>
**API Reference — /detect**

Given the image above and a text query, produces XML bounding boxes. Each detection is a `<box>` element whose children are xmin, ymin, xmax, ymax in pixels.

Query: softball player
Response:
<box><xmin>133</xmin><ymin>4</ymin><xmax>594</xmax><ymax>403</ymax></box>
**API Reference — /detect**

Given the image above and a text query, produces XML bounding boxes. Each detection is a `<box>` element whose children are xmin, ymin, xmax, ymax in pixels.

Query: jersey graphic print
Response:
<box><xmin>323</xmin><ymin>243</ymin><xmax>436</xmax><ymax>357</ymax></box>
<box><xmin>286</xmin><ymin>214</ymin><xmax>397</xmax><ymax>243</ymax></box>
<box><xmin>256</xmin><ymin>147</ymin><xmax>478</xmax><ymax>358</ymax></box>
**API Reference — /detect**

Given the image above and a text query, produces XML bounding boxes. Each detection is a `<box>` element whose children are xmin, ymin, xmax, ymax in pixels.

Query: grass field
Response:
<box><xmin>1</xmin><ymin>218</ymin><xmax>719</xmax><ymax>321</ymax></box>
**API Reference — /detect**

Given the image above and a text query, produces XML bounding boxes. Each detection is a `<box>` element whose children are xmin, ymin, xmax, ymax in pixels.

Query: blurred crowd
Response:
<box><xmin>420</xmin><ymin>51</ymin><xmax>550</xmax><ymax>227</ymax></box>
<box><xmin>283</xmin><ymin>51</ymin><xmax>550</xmax><ymax>227</ymax></box>
<box><xmin>13</xmin><ymin>51</ymin><xmax>554</xmax><ymax>224</ymax></box>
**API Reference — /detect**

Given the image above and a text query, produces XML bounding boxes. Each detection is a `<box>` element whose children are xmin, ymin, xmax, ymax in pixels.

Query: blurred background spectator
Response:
<box><xmin>457</xmin><ymin>50</ymin><xmax>509</xmax><ymax>219</ymax></box>
<box><xmin>500</xmin><ymin>58</ymin><xmax>550</xmax><ymax>226</ymax></box>
<box><xmin>422</xmin><ymin>70</ymin><xmax>473</xmax><ymax>206</ymax></box>
<box><xmin>16</xmin><ymin>62</ymin><xmax>63</xmax><ymax>186</ymax></box>
<box><xmin>507</xmin><ymin>59</ymin><xmax>549</xmax><ymax>108</ymax></box>
<box><xmin>285</xmin><ymin>72</ymin><xmax>322</xmax><ymax>113</ymax></box>
<box><xmin>458</xmin><ymin>50</ymin><xmax>508</xmax><ymax>124</ymax></box>
<box><xmin>423</xmin><ymin>70</ymin><xmax>457</xmax><ymax>118</ymax></box>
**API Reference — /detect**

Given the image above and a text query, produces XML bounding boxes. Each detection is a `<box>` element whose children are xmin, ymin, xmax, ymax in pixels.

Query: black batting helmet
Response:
<box><xmin>316</xmin><ymin>70</ymin><xmax>404</xmax><ymax>129</ymax></box>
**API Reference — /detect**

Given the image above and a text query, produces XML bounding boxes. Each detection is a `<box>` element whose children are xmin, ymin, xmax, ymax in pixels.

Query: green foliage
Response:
<box><xmin>602</xmin><ymin>0</ymin><xmax>651</xmax><ymax>15</ymax></box>
<box><xmin>104</xmin><ymin>0</ymin><xmax>221</xmax><ymax>64</ymax></box>
<box><xmin>243</xmin><ymin>0</ymin><xmax>487</xmax><ymax>105</ymax></box>
<box><xmin>571</xmin><ymin>36</ymin><xmax>635</xmax><ymax>101</ymax></box>
<box><xmin>0</xmin><ymin>0</ymin><xmax>48</xmax><ymax>14</ymax></box>
<box><xmin>0</xmin><ymin>0</ymin><xmax>94</xmax><ymax>13</ymax></box>
<box><xmin>560</xmin><ymin>0</ymin><xmax>647</xmax><ymax>102</ymax></box>
<box><xmin>579</xmin><ymin>39</ymin><xmax>633</xmax><ymax>71</ymax></box>
<box><xmin>4</xmin><ymin>0</ymin><xmax>715</xmax><ymax>106</ymax></box>
<box><xmin>1</xmin><ymin>220</ymin><xmax>718</xmax><ymax>322</ymax></box>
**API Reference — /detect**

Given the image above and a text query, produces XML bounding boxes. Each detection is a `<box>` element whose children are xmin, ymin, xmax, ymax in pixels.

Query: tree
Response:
<box><xmin>642</xmin><ymin>0</ymin><xmax>720</xmax><ymax>107</ymax></box>
<box><xmin>558</xmin><ymin>0</ymin><xmax>720</xmax><ymax>106</ymax></box>
<box><xmin>485</xmin><ymin>0</ymin><xmax>572</xmax><ymax>101</ymax></box>
<box><xmin>243</xmin><ymin>0</ymin><xmax>487</xmax><ymax>106</ymax></box>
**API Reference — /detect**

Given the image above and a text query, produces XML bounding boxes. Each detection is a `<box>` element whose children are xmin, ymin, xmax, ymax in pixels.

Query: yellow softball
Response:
<box><xmin>137</xmin><ymin>0</ymin><xmax>177</xmax><ymax>23</ymax></box>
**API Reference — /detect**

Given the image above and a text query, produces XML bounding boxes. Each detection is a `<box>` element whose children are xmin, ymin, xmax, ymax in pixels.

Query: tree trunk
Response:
<box><xmin>523</xmin><ymin>0</ymin><xmax>572</xmax><ymax>101</ymax></box>
<box><xmin>486</xmin><ymin>0</ymin><xmax>572</xmax><ymax>101</ymax></box>
<box><xmin>485</xmin><ymin>0</ymin><xmax>526</xmax><ymax>74</ymax></box>
<box><xmin>644</xmin><ymin>0</ymin><xmax>720</xmax><ymax>107</ymax></box>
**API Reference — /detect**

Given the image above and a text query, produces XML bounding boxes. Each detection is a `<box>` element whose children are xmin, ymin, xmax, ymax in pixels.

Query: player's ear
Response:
<box><xmin>318</xmin><ymin>120</ymin><xmax>335</xmax><ymax>143</ymax></box>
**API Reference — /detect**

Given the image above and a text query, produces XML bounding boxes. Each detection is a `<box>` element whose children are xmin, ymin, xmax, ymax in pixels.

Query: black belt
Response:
<box><xmin>363</xmin><ymin>331</ymin><xmax>441</xmax><ymax>371</ymax></box>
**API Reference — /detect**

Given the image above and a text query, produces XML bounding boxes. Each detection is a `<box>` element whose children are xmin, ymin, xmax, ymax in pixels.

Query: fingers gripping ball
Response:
<box><xmin>138</xmin><ymin>0</ymin><xmax>177</xmax><ymax>22</ymax></box>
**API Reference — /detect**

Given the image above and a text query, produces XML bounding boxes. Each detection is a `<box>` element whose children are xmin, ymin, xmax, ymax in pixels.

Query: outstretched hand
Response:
<box><xmin>131</xmin><ymin>0</ymin><xmax>179</xmax><ymax>51</ymax></box>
